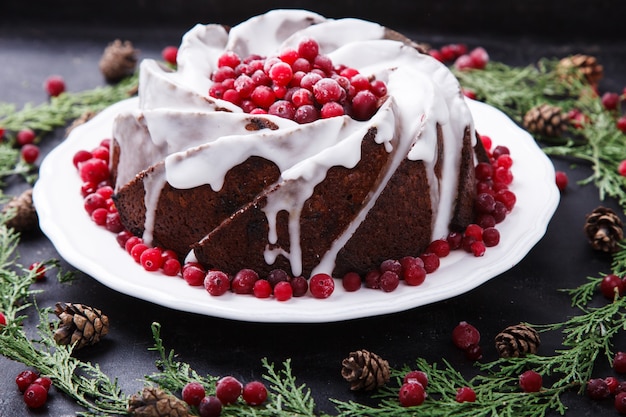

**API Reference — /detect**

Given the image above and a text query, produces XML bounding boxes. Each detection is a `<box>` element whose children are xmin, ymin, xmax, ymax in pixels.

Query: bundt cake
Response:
<box><xmin>111</xmin><ymin>9</ymin><xmax>483</xmax><ymax>279</ymax></box>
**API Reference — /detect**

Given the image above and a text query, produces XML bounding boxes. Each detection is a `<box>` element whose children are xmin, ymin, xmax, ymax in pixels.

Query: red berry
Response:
<box><xmin>16</xmin><ymin>370</ymin><xmax>39</xmax><ymax>392</ymax></box>
<box><xmin>555</xmin><ymin>171</ymin><xmax>568</xmax><ymax>191</ymax></box>
<box><xmin>44</xmin><ymin>75</ymin><xmax>66</xmax><ymax>97</ymax></box>
<box><xmin>16</xmin><ymin>128</ymin><xmax>36</xmax><ymax>146</ymax></box>
<box><xmin>29</xmin><ymin>262</ymin><xmax>46</xmax><ymax>280</ymax></box>
<box><xmin>79</xmin><ymin>158</ymin><xmax>110</xmax><ymax>184</ymax></box>
<box><xmin>454</xmin><ymin>54</ymin><xmax>474</xmax><ymax>71</ymax></box>
<box><xmin>204</xmin><ymin>270</ymin><xmax>231</xmax><ymax>296</ymax></box>
<box><xmin>309</xmin><ymin>273</ymin><xmax>334</xmax><ymax>299</ymax></box>
<box><xmin>600</xmin><ymin>274</ymin><xmax>624</xmax><ymax>299</ymax></box>
<box><xmin>602</xmin><ymin>92</ymin><xmax>620</xmax><ymax>110</ymax></box>
<box><xmin>403</xmin><ymin>370</ymin><xmax>428</xmax><ymax>388</ymax></box>
<box><xmin>231</xmin><ymin>269</ymin><xmax>259</xmax><ymax>294</ymax></box>
<box><xmin>419</xmin><ymin>252</ymin><xmax>440</xmax><ymax>273</ymax></box>
<box><xmin>619</xmin><ymin>160</ymin><xmax>626</xmax><ymax>176</ymax></box>
<box><xmin>468</xmin><ymin>47</ymin><xmax>489</xmax><ymax>69</ymax></box>
<box><xmin>379</xmin><ymin>271</ymin><xmax>400</xmax><ymax>292</ymax></box>
<box><xmin>465</xmin><ymin>343</ymin><xmax>483</xmax><ymax>360</ymax></box>
<box><xmin>266</xmin><ymin>269</ymin><xmax>290</xmax><ymax>287</ymax></box>
<box><xmin>84</xmin><ymin>192</ymin><xmax>107</xmax><ymax>215</ymax></box>
<box><xmin>606</xmin><ymin>376</ymin><xmax>620</xmax><ymax>394</ymax></box>
<box><xmin>198</xmin><ymin>395</ymin><xmax>223</xmax><ymax>417</ymax></box>
<box><xmin>162</xmin><ymin>258</ymin><xmax>181</xmax><ymax>276</ymax></box>
<box><xmin>342</xmin><ymin>272</ymin><xmax>362</xmax><ymax>292</ymax></box>
<box><xmin>587</xmin><ymin>378</ymin><xmax>610</xmax><ymax>400</ymax></box>
<box><xmin>618</xmin><ymin>116</ymin><xmax>626</xmax><ymax>133</ymax></box>
<box><xmin>482</xmin><ymin>227</ymin><xmax>500</xmax><ymax>247</ymax></box>
<box><xmin>242</xmin><ymin>381</ymin><xmax>268</xmax><ymax>405</ymax></box>
<box><xmin>452</xmin><ymin>321</ymin><xmax>480</xmax><ymax>350</ymax></box>
<box><xmin>464</xmin><ymin>224</ymin><xmax>483</xmax><ymax>241</ymax></box>
<box><xmin>215</xmin><ymin>376</ymin><xmax>243</xmax><ymax>405</ymax></box>
<box><xmin>33</xmin><ymin>376</ymin><xmax>52</xmax><ymax>391</ymax></box>
<box><xmin>297</xmin><ymin>38</ymin><xmax>319</xmax><ymax>61</ymax></box>
<box><xmin>105</xmin><ymin>212</ymin><xmax>124</xmax><ymax>233</ymax></box>
<box><xmin>23</xmin><ymin>382</ymin><xmax>48</xmax><ymax>408</ymax></box>
<box><xmin>162</xmin><ymin>46</ymin><xmax>178</xmax><ymax>65</ymax></box>
<box><xmin>273</xmin><ymin>280</ymin><xmax>293</xmax><ymax>301</ymax></box>
<box><xmin>400</xmin><ymin>256</ymin><xmax>426</xmax><ymax>286</ymax></box>
<box><xmin>470</xmin><ymin>240</ymin><xmax>486</xmax><ymax>257</ymax></box>
<box><xmin>21</xmin><ymin>144</ymin><xmax>40</xmax><ymax>164</ymax></box>
<box><xmin>398</xmin><ymin>381</ymin><xmax>426</xmax><ymax>407</ymax></box>
<box><xmin>140</xmin><ymin>247</ymin><xmax>164</xmax><ymax>271</ymax></box>
<box><xmin>519</xmin><ymin>370</ymin><xmax>542</xmax><ymax>393</ymax></box>
<box><xmin>73</xmin><ymin>150</ymin><xmax>92</xmax><ymax>168</ymax></box>
<box><xmin>313</xmin><ymin>78</ymin><xmax>343</xmax><ymax>104</ymax></box>
<box><xmin>130</xmin><ymin>243</ymin><xmax>148</xmax><ymax>263</ymax></box>
<box><xmin>455</xmin><ymin>386</ymin><xmax>476</xmax><ymax>403</ymax></box>
<box><xmin>294</xmin><ymin>104</ymin><xmax>320</xmax><ymax>124</ymax></box>
<box><xmin>290</xmin><ymin>276</ymin><xmax>308</xmax><ymax>297</ymax></box>
<box><xmin>0</xmin><ymin>311</ymin><xmax>6</xmax><ymax>326</ymax></box>
<box><xmin>351</xmin><ymin>90</ymin><xmax>378</xmax><ymax>121</ymax></box>
<box><xmin>182</xmin><ymin>381</ymin><xmax>206</xmax><ymax>406</ymax></box>
<box><xmin>253</xmin><ymin>279</ymin><xmax>272</xmax><ymax>298</ymax></box>
<box><xmin>268</xmin><ymin>100</ymin><xmax>296</xmax><ymax>120</ymax></box>
<box><xmin>427</xmin><ymin>239</ymin><xmax>450</xmax><ymax>257</ymax></box>
<box><xmin>268</xmin><ymin>62</ymin><xmax>293</xmax><ymax>87</ymax></box>
<box><xmin>320</xmin><ymin>101</ymin><xmax>345</xmax><ymax>119</ymax></box>
<box><xmin>217</xmin><ymin>51</ymin><xmax>241</xmax><ymax>68</ymax></box>
<box><xmin>614</xmin><ymin>351</ymin><xmax>626</xmax><ymax>373</ymax></box>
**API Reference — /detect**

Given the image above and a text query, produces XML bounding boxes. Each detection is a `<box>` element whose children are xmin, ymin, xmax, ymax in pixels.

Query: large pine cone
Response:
<box><xmin>495</xmin><ymin>324</ymin><xmax>541</xmax><ymax>358</ymax></box>
<box><xmin>584</xmin><ymin>206</ymin><xmax>624</xmax><ymax>253</ymax></box>
<box><xmin>341</xmin><ymin>349</ymin><xmax>390</xmax><ymax>391</ymax></box>
<box><xmin>53</xmin><ymin>303</ymin><xmax>109</xmax><ymax>349</ymax></box>
<box><xmin>128</xmin><ymin>387</ymin><xmax>189</xmax><ymax>417</ymax></box>
<box><xmin>523</xmin><ymin>104</ymin><xmax>566</xmax><ymax>137</ymax></box>
<box><xmin>557</xmin><ymin>54</ymin><xmax>604</xmax><ymax>87</ymax></box>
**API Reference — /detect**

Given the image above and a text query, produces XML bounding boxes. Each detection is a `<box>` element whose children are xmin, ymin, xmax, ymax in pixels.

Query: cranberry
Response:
<box><xmin>0</xmin><ymin>311</ymin><xmax>6</xmax><ymax>326</ymax></box>
<box><xmin>403</xmin><ymin>370</ymin><xmax>428</xmax><ymax>388</ymax></box>
<box><xmin>124</xmin><ymin>236</ymin><xmax>142</xmax><ymax>253</ymax></box>
<box><xmin>198</xmin><ymin>395</ymin><xmax>223</xmax><ymax>417</ymax></box>
<box><xmin>468</xmin><ymin>47</ymin><xmax>489</xmax><ymax>69</ymax></box>
<box><xmin>16</xmin><ymin>128</ymin><xmax>36</xmax><ymax>146</ymax></box>
<box><xmin>419</xmin><ymin>252</ymin><xmax>440</xmax><ymax>273</ymax></box>
<box><xmin>616</xmin><ymin>392</ymin><xmax>626</xmax><ymax>414</ymax></box>
<box><xmin>215</xmin><ymin>376</ymin><xmax>243</xmax><ymax>405</ymax></box>
<box><xmin>587</xmin><ymin>378</ymin><xmax>610</xmax><ymax>400</ymax></box>
<box><xmin>470</xmin><ymin>241</ymin><xmax>486</xmax><ymax>257</ymax></box>
<box><xmin>268</xmin><ymin>100</ymin><xmax>296</xmax><ymax>120</ymax></box>
<box><xmin>342</xmin><ymin>272</ymin><xmax>362</xmax><ymax>292</ymax></box>
<box><xmin>446</xmin><ymin>231</ymin><xmax>463</xmax><ymax>250</ymax></box>
<box><xmin>161</xmin><ymin>46</ymin><xmax>178</xmax><ymax>65</ymax></box>
<box><xmin>44</xmin><ymin>74</ymin><xmax>66</xmax><ymax>97</ymax></box>
<box><xmin>455</xmin><ymin>386</ymin><xmax>476</xmax><ymax>403</ymax></box>
<box><xmin>273</xmin><ymin>281</ymin><xmax>293</xmax><ymax>301</ymax></box>
<box><xmin>267</xmin><ymin>269</ymin><xmax>290</xmax><ymax>287</ymax></box>
<box><xmin>606</xmin><ymin>376</ymin><xmax>620</xmax><ymax>394</ymax></box>
<box><xmin>320</xmin><ymin>101</ymin><xmax>345</xmax><ymax>118</ymax></box>
<box><xmin>465</xmin><ymin>343</ymin><xmax>483</xmax><ymax>360</ymax></box>
<box><xmin>519</xmin><ymin>370</ymin><xmax>542</xmax><ymax>393</ymax></box>
<box><xmin>23</xmin><ymin>383</ymin><xmax>48</xmax><ymax>408</ymax></box>
<box><xmin>600</xmin><ymin>274</ymin><xmax>624</xmax><ymax>299</ymax></box>
<box><xmin>297</xmin><ymin>38</ymin><xmax>319</xmax><ymax>61</ymax></box>
<box><xmin>602</xmin><ymin>92</ymin><xmax>620</xmax><ymax>110</ymax></box>
<box><xmin>21</xmin><ymin>144</ymin><xmax>40</xmax><ymax>164</ymax></box>
<box><xmin>231</xmin><ymin>269</ymin><xmax>259</xmax><ymax>294</ymax></box>
<box><xmin>33</xmin><ymin>376</ymin><xmax>52</xmax><ymax>391</ymax></box>
<box><xmin>294</xmin><ymin>104</ymin><xmax>320</xmax><ymax>124</ymax></box>
<box><xmin>91</xmin><ymin>146</ymin><xmax>110</xmax><ymax>162</ymax></box>
<box><xmin>309</xmin><ymin>273</ymin><xmax>335</xmax><ymax>298</ymax></box>
<box><xmin>619</xmin><ymin>160</ymin><xmax>626</xmax><ymax>176</ymax></box>
<box><xmin>618</xmin><ymin>116</ymin><xmax>626</xmax><ymax>134</ymax></box>
<box><xmin>217</xmin><ymin>52</ymin><xmax>241</xmax><ymax>69</ymax></box>
<box><xmin>475</xmin><ymin>192</ymin><xmax>496</xmax><ymax>214</ymax></box>
<box><xmin>204</xmin><ymin>270</ymin><xmax>231</xmax><ymax>296</ymax></box>
<box><xmin>182</xmin><ymin>381</ymin><xmax>206</xmax><ymax>406</ymax></box>
<box><xmin>398</xmin><ymin>381</ymin><xmax>426</xmax><ymax>407</ymax></box>
<box><xmin>16</xmin><ymin>370</ymin><xmax>39</xmax><ymax>392</ymax></box>
<box><xmin>555</xmin><ymin>171</ymin><xmax>568</xmax><ymax>191</ymax></box>
<box><xmin>379</xmin><ymin>271</ymin><xmax>400</xmax><ymax>292</ymax></box>
<box><xmin>29</xmin><ymin>262</ymin><xmax>46</xmax><ymax>280</ymax></box>
<box><xmin>454</xmin><ymin>54</ymin><xmax>475</xmax><ymax>71</ymax></box>
<box><xmin>614</xmin><ymin>351</ymin><xmax>626</xmax><ymax>373</ymax></box>
<box><xmin>242</xmin><ymin>381</ymin><xmax>268</xmax><ymax>405</ymax></box>
<box><xmin>162</xmin><ymin>258</ymin><xmax>181</xmax><ymax>276</ymax></box>
<box><xmin>452</xmin><ymin>321</ymin><xmax>480</xmax><ymax>350</ymax></box>
<box><xmin>290</xmin><ymin>276</ymin><xmax>308</xmax><ymax>297</ymax></box>
<box><xmin>140</xmin><ymin>247</ymin><xmax>164</xmax><ymax>271</ymax></box>
<box><xmin>79</xmin><ymin>158</ymin><xmax>110</xmax><ymax>184</ymax></box>
<box><xmin>73</xmin><ymin>150</ymin><xmax>92</xmax><ymax>168</ymax></box>
<box><xmin>427</xmin><ymin>239</ymin><xmax>451</xmax><ymax>257</ymax></box>
<box><xmin>105</xmin><ymin>212</ymin><xmax>124</xmax><ymax>233</ymax></box>
<box><xmin>482</xmin><ymin>227</ymin><xmax>500</xmax><ymax>247</ymax></box>
<box><xmin>351</xmin><ymin>90</ymin><xmax>378</xmax><ymax>121</ymax></box>
<box><xmin>400</xmin><ymin>256</ymin><xmax>426</xmax><ymax>286</ymax></box>
<box><xmin>84</xmin><ymin>193</ymin><xmax>107</xmax><ymax>215</ymax></box>
<box><xmin>495</xmin><ymin>189</ymin><xmax>516</xmax><ymax>211</ymax></box>
<box><xmin>475</xmin><ymin>162</ymin><xmax>493</xmax><ymax>181</ymax></box>
<box><xmin>182</xmin><ymin>263</ymin><xmax>205</xmax><ymax>286</ymax></box>
<box><xmin>313</xmin><ymin>78</ymin><xmax>343</xmax><ymax>104</ymax></box>
<box><xmin>464</xmin><ymin>224</ymin><xmax>483</xmax><ymax>241</ymax></box>
<box><xmin>253</xmin><ymin>279</ymin><xmax>272</xmax><ymax>298</ymax></box>
<box><xmin>130</xmin><ymin>243</ymin><xmax>148</xmax><ymax>263</ymax></box>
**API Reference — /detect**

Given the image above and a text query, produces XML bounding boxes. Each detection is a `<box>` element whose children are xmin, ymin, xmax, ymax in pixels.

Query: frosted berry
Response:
<box><xmin>215</xmin><ymin>376</ymin><xmax>243</xmax><ymax>405</ymax></box>
<box><xmin>495</xmin><ymin>189</ymin><xmax>516</xmax><ymax>211</ymax></box>
<box><xmin>218</xmin><ymin>51</ymin><xmax>241</xmax><ymax>69</ymax></box>
<box><xmin>16</xmin><ymin>128</ymin><xmax>36</xmax><ymax>146</ymax></box>
<box><xmin>231</xmin><ymin>269</ymin><xmax>259</xmax><ymax>294</ymax></box>
<box><xmin>242</xmin><ymin>381</ymin><xmax>268</xmax><ymax>405</ymax></box>
<box><xmin>398</xmin><ymin>381</ymin><xmax>426</xmax><ymax>407</ymax></box>
<box><xmin>204</xmin><ymin>270</ymin><xmax>231</xmax><ymax>296</ymax></box>
<box><xmin>555</xmin><ymin>171</ymin><xmax>568</xmax><ymax>191</ymax></box>
<box><xmin>364</xmin><ymin>269</ymin><xmax>381</xmax><ymax>289</ymax></box>
<box><xmin>21</xmin><ymin>144</ymin><xmax>40</xmax><ymax>164</ymax></box>
<box><xmin>614</xmin><ymin>351</ymin><xmax>626</xmax><ymax>373</ymax></box>
<box><xmin>320</xmin><ymin>101</ymin><xmax>345</xmax><ymax>119</ymax></box>
<box><xmin>519</xmin><ymin>370</ymin><xmax>542</xmax><ymax>393</ymax></box>
<box><xmin>294</xmin><ymin>104</ymin><xmax>320</xmax><ymax>124</ymax></box>
<box><xmin>161</xmin><ymin>46</ymin><xmax>178</xmax><ymax>65</ymax></box>
<box><xmin>84</xmin><ymin>193</ymin><xmax>107</xmax><ymax>215</ymax></box>
<box><xmin>44</xmin><ymin>74</ymin><xmax>66</xmax><ymax>97</ymax></box>
<box><xmin>454</xmin><ymin>54</ymin><xmax>475</xmax><ymax>71</ymax></box>
<box><xmin>309</xmin><ymin>273</ymin><xmax>335</xmax><ymax>298</ymax></box>
<box><xmin>198</xmin><ymin>395</ymin><xmax>222</xmax><ymax>417</ymax></box>
<box><xmin>420</xmin><ymin>252</ymin><xmax>440</xmax><ymax>273</ymax></box>
<box><xmin>253</xmin><ymin>279</ymin><xmax>272</xmax><ymax>298</ymax></box>
<box><xmin>600</xmin><ymin>274</ymin><xmax>624</xmax><ymax>299</ymax></box>
<box><xmin>455</xmin><ymin>386</ymin><xmax>476</xmax><ymax>403</ymax></box>
<box><xmin>273</xmin><ymin>280</ymin><xmax>293</xmax><ymax>301</ymax></box>
<box><xmin>290</xmin><ymin>276</ymin><xmax>308</xmax><ymax>297</ymax></box>
<box><xmin>452</xmin><ymin>321</ymin><xmax>480</xmax><ymax>350</ymax></box>
<box><xmin>268</xmin><ymin>100</ymin><xmax>296</xmax><ymax>120</ymax></box>
<box><xmin>587</xmin><ymin>378</ymin><xmax>610</xmax><ymax>400</ymax></box>
<box><xmin>297</xmin><ymin>38</ymin><xmax>320</xmax><ymax>61</ymax></box>
<box><xmin>23</xmin><ymin>382</ymin><xmax>48</xmax><ymax>408</ymax></box>
<box><xmin>400</xmin><ymin>256</ymin><xmax>426</xmax><ymax>286</ymax></box>
<box><xmin>475</xmin><ymin>192</ymin><xmax>496</xmax><ymax>214</ymax></box>
<box><xmin>379</xmin><ymin>271</ymin><xmax>400</xmax><ymax>292</ymax></box>
<box><xmin>380</xmin><ymin>259</ymin><xmax>402</xmax><ymax>275</ymax></box>
<box><xmin>465</xmin><ymin>343</ymin><xmax>483</xmax><ymax>360</ymax></box>
<box><xmin>468</xmin><ymin>47</ymin><xmax>489</xmax><ymax>69</ymax></box>
<box><xmin>29</xmin><ymin>262</ymin><xmax>46</xmax><ymax>280</ymax></box>
<box><xmin>464</xmin><ymin>224</ymin><xmax>483</xmax><ymax>241</ymax></box>
<box><xmin>470</xmin><ymin>240</ymin><xmax>486</xmax><ymax>257</ymax></box>
<box><xmin>313</xmin><ymin>78</ymin><xmax>343</xmax><ymax>104</ymax></box>
<box><xmin>268</xmin><ymin>62</ymin><xmax>293</xmax><ymax>86</ymax></box>
<box><xmin>427</xmin><ymin>239</ymin><xmax>451</xmax><ymax>257</ymax></box>
<box><xmin>182</xmin><ymin>381</ymin><xmax>206</xmax><ymax>406</ymax></box>
<box><xmin>16</xmin><ymin>370</ymin><xmax>39</xmax><ymax>392</ymax></box>
<box><xmin>105</xmin><ymin>212</ymin><xmax>124</xmax><ymax>233</ymax></box>
<box><xmin>342</xmin><ymin>272</ymin><xmax>362</xmax><ymax>292</ymax></box>
<box><xmin>403</xmin><ymin>370</ymin><xmax>428</xmax><ymax>388</ymax></box>
<box><xmin>79</xmin><ymin>158</ymin><xmax>110</xmax><ymax>184</ymax></box>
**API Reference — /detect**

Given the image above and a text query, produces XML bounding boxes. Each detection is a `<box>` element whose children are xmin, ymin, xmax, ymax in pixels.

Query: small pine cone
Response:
<box><xmin>495</xmin><ymin>324</ymin><xmax>541</xmax><ymax>358</ymax></box>
<box><xmin>584</xmin><ymin>206</ymin><xmax>624</xmax><ymax>253</ymax></box>
<box><xmin>53</xmin><ymin>302</ymin><xmax>109</xmax><ymax>349</ymax></box>
<box><xmin>1</xmin><ymin>188</ymin><xmax>38</xmax><ymax>233</ymax></box>
<box><xmin>128</xmin><ymin>386</ymin><xmax>189</xmax><ymax>417</ymax></box>
<box><xmin>341</xmin><ymin>349</ymin><xmax>390</xmax><ymax>391</ymax></box>
<box><xmin>99</xmin><ymin>39</ymin><xmax>139</xmax><ymax>83</ymax></box>
<box><xmin>557</xmin><ymin>54</ymin><xmax>604</xmax><ymax>87</ymax></box>
<box><xmin>523</xmin><ymin>104</ymin><xmax>567</xmax><ymax>137</ymax></box>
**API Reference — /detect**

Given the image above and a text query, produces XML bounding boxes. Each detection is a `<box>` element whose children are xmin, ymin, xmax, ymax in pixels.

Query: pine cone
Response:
<box><xmin>99</xmin><ymin>39</ymin><xmax>139</xmax><ymax>83</ymax></box>
<box><xmin>53</xmin><ymin>303</ymin><xmax>109</xmax><ymax>349</ymax></box>
<box><xmin>495</xmin><ymin>324</ymin><xmax>541</xmax><ymax>358</ymax></box>
<box><xmin>128</xmin><ymin>386</ymin><xmax>189</xmax><ymax>417</ymax></box>
<box><xmin>341</xmin><ymin>349</ymin><xmax>390</xmax><ymax>391</ymax></box>
<box><xmin>1</xmin><ymin>188</ymin><xmax>38</xmax><ymax>233</ymax></box>
<box><xmin>557</xmin><ymin>54</ymin><xmax>604</xmax><ymax>87</ymax></box>
<box><xmin>584</xmin><ymin>206</ymin><xmax>624</xmax><ymax>253</ymax></box>
<box><xmin>523</xmin><ymin>104</ymin><xmax>567</xmax><ymax>137</ymax></box>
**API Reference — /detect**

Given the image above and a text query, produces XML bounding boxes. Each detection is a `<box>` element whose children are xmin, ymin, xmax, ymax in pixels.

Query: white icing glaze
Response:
<box><xmin>111</xmin><ymin>10</ymin><xmax>475</xmax><ymax>275</ymax></box>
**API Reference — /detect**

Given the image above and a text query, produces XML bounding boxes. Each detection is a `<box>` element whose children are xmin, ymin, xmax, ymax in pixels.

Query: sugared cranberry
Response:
<box><xmin>313</xmin><ymin>78</ymin><xmax>343</xmax><ymax>104</ymax></box>
<box><xmin>455</xmin><ymin>386</ymin><xmax>476</xmax><ymax>403</ymax></box>
<box><xmin>482</xmin><ymin>227</ymin><xmax>500</xmax><ymax>247</ymax></box>
<box><xmin>105</xmin><ymin>212</ymin><xmax>124</xmax><ymax>233</ymax></box>
<box><xmin>427</xmin><ymin>239</ymin><xmax>451</xmax><ymax>257</ymax></box>
<box><xmin>470</xmin><ymin>241</ymin><xmax>486</xmax><ymax>257</ymax></box>
<box><xmin>79</xmin><ymin>158</ymin><xmax>110</xmax><ymax>184</ymax></box>
<box><xmin>602</xmin><ymin>92</ymin><xmax>620</xmax><ymax>111</ymax></box>
<box><xmin>182</xmin><ymin>381</ymin><xmax>206</xmax><ymax>406</ymax></box>
<box><xmin>403</xmin><ymin>370</ymin><xmax>428</xmax><ymax>388</ymax></box>
<box><xmin>398</xmin><ymin>381</ymin><xmax>426</xmax><ymax>407</ymax></box>
<box><xmin>44</xmin><ymin>74</ymin><xmax>66</xmax><ymax>97</ymax></box>
<box><xmin>161</xmin><ymin>46</ymin><xmax>178</xmax><ymax>65</ymax></box>
<box><xmin>204</xmin><ymin>270</ymin><xmax>231</xmax><ymax>296</ymax></box>
<box><xmin>217</xmin><ymin>51</ymin><xmax>241</xmax><ymax>69</ymax></box>
<box><xmin>419</xmin><ymin>252</ymin><xmax>440</xmax><ymax>273</ymax></box>
<box><xmin>495</xmin><ymin>189</ymin><xmax>516</xmax><ymax>211</ymax></box>
<box><xmin>446</xmin><ymin>231</ymin><xmax>463</xmax><ymax>250</ymax></box>
<box><xmin>452</xmin><ymin>321</ymin><xmax>480</xmax><ymax>350</ymax></box>
<box><xmin>297</xmin><ymin>38</ymin><xmax>319</xmax><ymax>61</ymax></box>
<box><xmin>465</xmin><ymin>343</ymin><xmax>483</xmax><ymax>360</ymax></box>
<box><xmin>468</xmin><ymin>47</ymin><xmax>489</xmax><ymax>69</ymax></box>
<box><xmin>268</xmin><ymin>100</ymin><xmax>296</xmax><ymax>120</ymax></box>
<box><xmin>475</xmin><ymin>193</ymin><xmax>496</xmax><ymax>214</ymax></box>
<box><xmin>242</xmin><ymin>381</ymin><xmax>268</xmax><ymax>405</ymax></box>
<box><xmin>606</xmin><ymin>376</ymin><xmax>620</xmax><ymax>394</ymax></box>
<box><xmin>215</xmin><ymin>376</ymin><xmax>243</xmax><ymax>405</ymax></box>
<box><xmin>309</xmin><ymin>273</ymin><xmax>334</xmax><ymax>298</ymax></box>
<box><xmin>400</xmin><ymin>256</ymin><xmax>426</xmax><ymax>286</ymax></box>
<box><xmin>84</xmin><ymin>193</ymin><xmax>107</xmax><ymax>215</ymax></box>
<box><xmin>519</xmin><ymin>370</ymin><xmax>542</xmax><ymax>393</ymax></box>
<box><xmin>379</xmin><ymin>271</ymin><xmax>400</xmax><ymax>292</ymax></box>
<box><xmin>320</xmin><ymin>101</ymin><xmax>345</xmax><ymax>118</ymax></box>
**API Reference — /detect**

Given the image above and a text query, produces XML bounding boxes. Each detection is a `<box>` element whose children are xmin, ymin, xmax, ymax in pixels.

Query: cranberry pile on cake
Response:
<box><xmin>108</xmin><ymin>9</ymin><xmax>490</xmax><ymax>286</ymax></box>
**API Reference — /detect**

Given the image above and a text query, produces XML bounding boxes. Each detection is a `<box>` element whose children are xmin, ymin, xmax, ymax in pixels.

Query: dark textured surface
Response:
<box><xmin>1</xmin><ymin>5</ymin><xmax>626</xmax><ymax>416</ymax></box>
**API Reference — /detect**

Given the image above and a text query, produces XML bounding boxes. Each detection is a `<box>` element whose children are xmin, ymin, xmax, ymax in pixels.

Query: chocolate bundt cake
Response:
<box><xmin>111</xmin><ymin>9</ymin><xmax>482</xmax><ymax>278</ymax></box>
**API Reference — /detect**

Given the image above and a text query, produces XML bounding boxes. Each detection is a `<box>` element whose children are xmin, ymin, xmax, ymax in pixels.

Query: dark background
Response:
<box><xmin>1</xmin><ymin>1</ymin><xmax>626</xmax><ymax>416</ymax></box>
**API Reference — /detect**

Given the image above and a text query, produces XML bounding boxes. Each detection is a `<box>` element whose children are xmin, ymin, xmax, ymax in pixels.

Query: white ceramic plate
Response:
<box><xmin>33</xmin><ymin>98</ymin><xmax>559</xmax><ymax>323</ymax></box>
